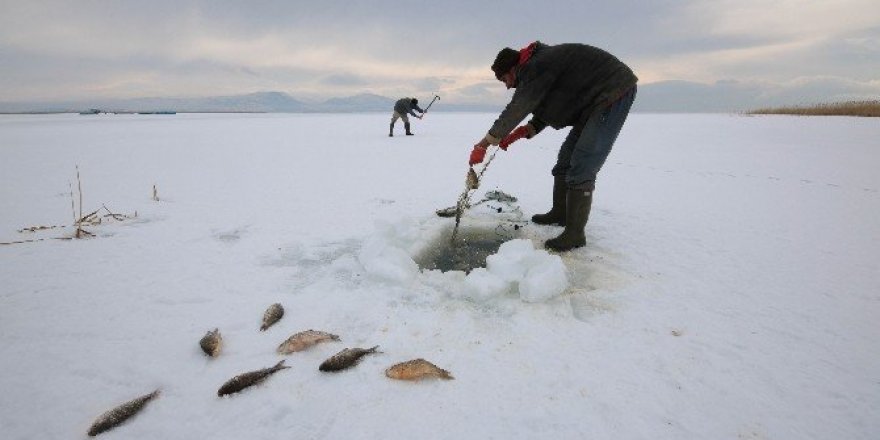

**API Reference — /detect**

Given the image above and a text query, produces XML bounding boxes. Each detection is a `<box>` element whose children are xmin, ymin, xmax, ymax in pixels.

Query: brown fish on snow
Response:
<box><xmin>199</xmin><ymin>328</ymin><xmax>222</xmax><ymax>357</ymax></box>
<box><xmin>319</xmin><ymin>346</ymin><xmax>381</xmax><ymax>372</ymax></box>
<box><xmin>277</xmin><ymin>330</ymin><xmax>340</xmax><ymax>354</ymax></box>
<box><xmin>385</xmin><ymin>358</ymin><xmax>454</xmax><ymax>381</ymax></box>
<box><xmin>217</xmin><ymin>360</ymin><xmax>290</xmax><ymax>396</ymax></box>
<box><xmin>260</xmin><ymin>303</ymin><xmax>284</xmax><ymax>331</ymax></box>
<box><xmin>87</xmin><ymin>389</ymin><xmax>160</xmax><ymax>437</ymax></box>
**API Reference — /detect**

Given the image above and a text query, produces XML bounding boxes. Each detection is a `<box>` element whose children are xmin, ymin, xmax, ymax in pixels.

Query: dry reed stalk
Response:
<box><xmin>4</xmin><ymin>168</ymin><xmax>136</xmax><ymax>246</ymax></box>
<box><xmin>69</xmin><ymin>182</ymin><xmax>76</xmax><ymax>224</ymax></box>
<box><xmin>18</xmin><ymin>225</ymin><xmax>63</xmax><ymax>233</ymax></box>
<box><xmin>71</xmin><ymin>166</ymin><xmax>95</xmax><ymax>239</ymax></box>
<box><xmin>0</xmin><ymin>237</ymin><xmax>72</xmax><ymax>245</ymax></box>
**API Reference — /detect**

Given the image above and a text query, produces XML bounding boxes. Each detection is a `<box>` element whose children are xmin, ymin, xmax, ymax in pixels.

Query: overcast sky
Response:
<box><xmin>1</xmin><ymin>0</ymin><xmax>879</xmax><ymax>106</ymax></box>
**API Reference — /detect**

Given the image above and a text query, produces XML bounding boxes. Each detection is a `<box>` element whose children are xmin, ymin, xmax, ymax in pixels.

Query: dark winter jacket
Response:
<box><xmin>394</xmin><ymin>98</ymin><xmax>424</xmax><ymax>117</ymax></box>
<box><xmin>486</xmin><ymin>42</ymin><xmax>637</xmax><ymax>143</ymax></box>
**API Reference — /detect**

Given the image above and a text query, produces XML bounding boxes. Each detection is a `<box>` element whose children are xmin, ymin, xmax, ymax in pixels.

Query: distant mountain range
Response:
<box><xmin>633</xmin><ymin>78</ymin><xmax>880</xmax><ymax>113</ymax></box>
<box><xmin>2</xmin><ymin>79</ymin><xmax>876</xmax><ymax>114</ymax></box>
<box><xmin>0</xmin><ymin>92</ymin><xmax>498</xmax><ymax>114</ymax></box>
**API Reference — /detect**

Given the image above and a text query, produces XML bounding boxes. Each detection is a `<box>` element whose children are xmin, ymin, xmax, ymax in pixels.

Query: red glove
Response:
<box><xmin>469</xmin><ymin>145</ymin><xmax>487</xmax><ymax>166</ymax></box>
<box><xmin>499</xmin><ymin>125</ymin><xmax>530</xmax><ymax>150</ymax></box>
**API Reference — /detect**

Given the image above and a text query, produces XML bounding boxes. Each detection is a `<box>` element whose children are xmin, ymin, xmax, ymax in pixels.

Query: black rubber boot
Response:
<box><xmin>405</xmin><ymin>122</ymin><xmax>413</xmax><ymax>135</ymax></box>
<box><xmin>389</xmin><ymin>122</ymin><xmax>394</xmax><ymax>137</ymax></box>
<box><xmin>531</xmin><ymin>175</ymin><xmax>567</xmax><ymax>226</ymax></box>
<box><xmin>545</xmin><ymin>185</ymin><xmax>593</xmax><ymax>252</ymax></box>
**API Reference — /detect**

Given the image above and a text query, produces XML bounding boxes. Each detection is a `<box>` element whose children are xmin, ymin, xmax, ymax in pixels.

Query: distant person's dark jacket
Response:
<box><xmin>394</xmin><ymin>98</ymin><xmax>424</xmax><ymax>117</ymax></box>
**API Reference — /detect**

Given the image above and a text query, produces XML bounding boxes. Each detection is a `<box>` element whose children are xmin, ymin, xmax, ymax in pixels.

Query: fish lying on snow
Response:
<box><xmin>217</xmin><ymin>360</ymin><xmax>290</xmax><ymax>396</ymax></box>
<box><xmin>277</xmin><ymin>330</ymin><xmax>340</xmax><ymax>354</ymax></box>
<box><xmin>260</xmin><ymin>303</ymin><xmax>284</xmax><ymax>331</ymax></box>
<box><xmin>385</xmin><ymin>359</ymin><xmax>454</xmax><ymax>381</ymax></box>
<box><xmin>319</xmin><ymin>346</ymin><xmax>381</xmax><ymax>372</ymax></box>
<box><xmin>199</xmin><ymin>328</ymin><xmax>222</xmax><ymax>357</ymax></box>
<box><xmin>87</xmin><ymin>389</ymin><xmax>160</xmax><ymax>437</ymax></box>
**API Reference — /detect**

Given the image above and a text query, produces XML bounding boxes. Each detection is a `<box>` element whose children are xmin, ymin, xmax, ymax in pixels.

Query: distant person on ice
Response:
<box><xmin>390</xmin><ymin>97</ymin><xmax>424</xmax><ymax>136</ymax></box>
<box><xmin>468</xmin><ymin>41</ymin><xmax>637</xmax><ymax>252</ymax></box>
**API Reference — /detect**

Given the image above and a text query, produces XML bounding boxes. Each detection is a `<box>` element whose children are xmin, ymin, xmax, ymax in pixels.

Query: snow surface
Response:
<box><xmin>0</xmin><ymin>112</ymin><xmax>878</xmax><ymax>439</ymax></box>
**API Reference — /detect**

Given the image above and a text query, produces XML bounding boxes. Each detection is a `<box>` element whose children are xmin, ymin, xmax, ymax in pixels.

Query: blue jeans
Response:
<box><xmin>552</xmin><ymin>85</ymin><xmax>636</xmax><ymax>187</ymax></box>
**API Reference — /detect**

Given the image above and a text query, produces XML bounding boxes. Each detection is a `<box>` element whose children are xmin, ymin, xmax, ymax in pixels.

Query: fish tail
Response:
<box><xmin>272</xmin><ymin>360</ymin><xmax>291</xmax><ymax>371</ymax></box>
<box><xmin>368</xmin><ymin>345</ymin><xmax>381</xmax><ymax>353</ymax></box>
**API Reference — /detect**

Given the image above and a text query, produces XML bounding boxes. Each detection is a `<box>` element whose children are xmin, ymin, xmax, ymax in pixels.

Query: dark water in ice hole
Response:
<box><xmin>415</xmin><ymin>225</ymin><xmax>521</xmax><ymax>273</ymax></box>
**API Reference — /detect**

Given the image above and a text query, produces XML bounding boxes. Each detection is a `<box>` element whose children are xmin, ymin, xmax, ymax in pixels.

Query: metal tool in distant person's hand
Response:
<box><xmin>421</xmin><ymin>95</ymin><xmax>440</xmax><ymax>117</ymax></box>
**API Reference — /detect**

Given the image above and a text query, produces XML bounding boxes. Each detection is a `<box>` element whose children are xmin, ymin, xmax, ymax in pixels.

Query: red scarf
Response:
<box><xmin>518</xmin><ymin>42</ymin><xmax>538</xmax><ymax>66</ymax></box>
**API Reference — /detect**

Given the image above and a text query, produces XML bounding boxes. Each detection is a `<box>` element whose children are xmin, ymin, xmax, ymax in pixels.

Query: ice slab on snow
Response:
<box><xmin>358</xmin><ymin>238</ymin><xmax>418</xmax><ymax>283</ymax></box>
<box><xmin>464</xmin><ymin>239</ymin><xmax>569</xmax><ymax>302</ymax></box>
<box><xmin>357</xmin><ymin>219</ymin><xmax>422</xmax><ymax>283</ymax></box>
<box><xmin>519</xmin><ymin>251</ymin><xmax>569</xmax><ymax>302</ymax></box>
<box><xmin>462</xmin><ymin>267</ymin><xmax>513</xmax><ymax>301</ymax></box>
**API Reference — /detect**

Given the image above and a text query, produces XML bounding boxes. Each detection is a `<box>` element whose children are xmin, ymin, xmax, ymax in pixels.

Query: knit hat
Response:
<box><xmin>491</xmin><ymin>47</ymin><xmax>520</xmax><ymax>80</ymax></box>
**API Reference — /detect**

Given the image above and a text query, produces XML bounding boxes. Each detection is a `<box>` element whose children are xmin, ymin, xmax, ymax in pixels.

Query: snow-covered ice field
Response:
<box><xmin>1</xmin><ymin>112</ymin><xmax>878</xmax><ymax>439</ymax></box>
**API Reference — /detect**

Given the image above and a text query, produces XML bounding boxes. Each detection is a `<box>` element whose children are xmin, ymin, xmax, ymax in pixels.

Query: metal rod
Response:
<box><xmin>423</xmin><ymin>95</ymin><xmax>440</xmax><ymax>114</ymax></box>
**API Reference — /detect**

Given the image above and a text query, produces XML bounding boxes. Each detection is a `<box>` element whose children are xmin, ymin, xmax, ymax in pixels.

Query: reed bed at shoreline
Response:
<box><xmin>748</xmin><ymin>100</ymin><xmax>880</xmax><ymax>117</ymax></box>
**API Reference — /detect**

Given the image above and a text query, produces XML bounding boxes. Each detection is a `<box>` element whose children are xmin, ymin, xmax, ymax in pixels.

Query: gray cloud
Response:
<box><xmin>414</xmin><ymin>77</ymin><xmax>454</xmax><ymax>92</ymax></box>
<box><xmin>319</xmin><ymin>73</ymin><xmax>369</xmax><ymax>87</ymax></box>
<box><xmin>0</xmin><ymin>0</ymin><xmax>878</xmax><ymax>109</ymax></box>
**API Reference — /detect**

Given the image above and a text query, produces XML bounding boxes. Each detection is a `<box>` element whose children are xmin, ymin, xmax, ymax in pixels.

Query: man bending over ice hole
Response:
<box><xmin>468</xmin><ymin>41</ymin><xmax>637</xmax><ymax>252</ymax></box>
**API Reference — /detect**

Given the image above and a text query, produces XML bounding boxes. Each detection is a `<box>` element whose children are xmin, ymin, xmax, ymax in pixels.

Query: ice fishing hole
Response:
<box><xmin>415</xmin><ymin>225</ymin><xmax>522</xmax><ymax>273</ymax></box>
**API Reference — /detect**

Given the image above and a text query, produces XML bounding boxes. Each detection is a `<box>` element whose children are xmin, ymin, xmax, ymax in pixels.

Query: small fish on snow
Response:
<box><xmin>319</xmin><ymin>346</ymin><xmax>380</xmax><ymax>372</ymax></box>
<box><xmin>217</xmin><ymin>360</ymin><xmax>290</xmax><ymax>396</ymax></box>
<box><xmin>199</xmin><ymin>328</ymin><xmax>222</xmax><ymax>357</ymax></box>
<box><xmin>277</xmin><ymin>330</ymin><xmax>340</xmax><ymax>354</ymax></box>
<box><xmin>260</xmin><ymin>303</ymin><xmax>284</xmax><ymax>331</ymax></box>
<box><xmin>385</xmin><ymin>358</ymin><xmax>454</xmax><ymax>381</ymax></box>
<box><xmin>87</xmin><ymin>389</ymin><xmax>160</xmax><ymax>437</ymax></box>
